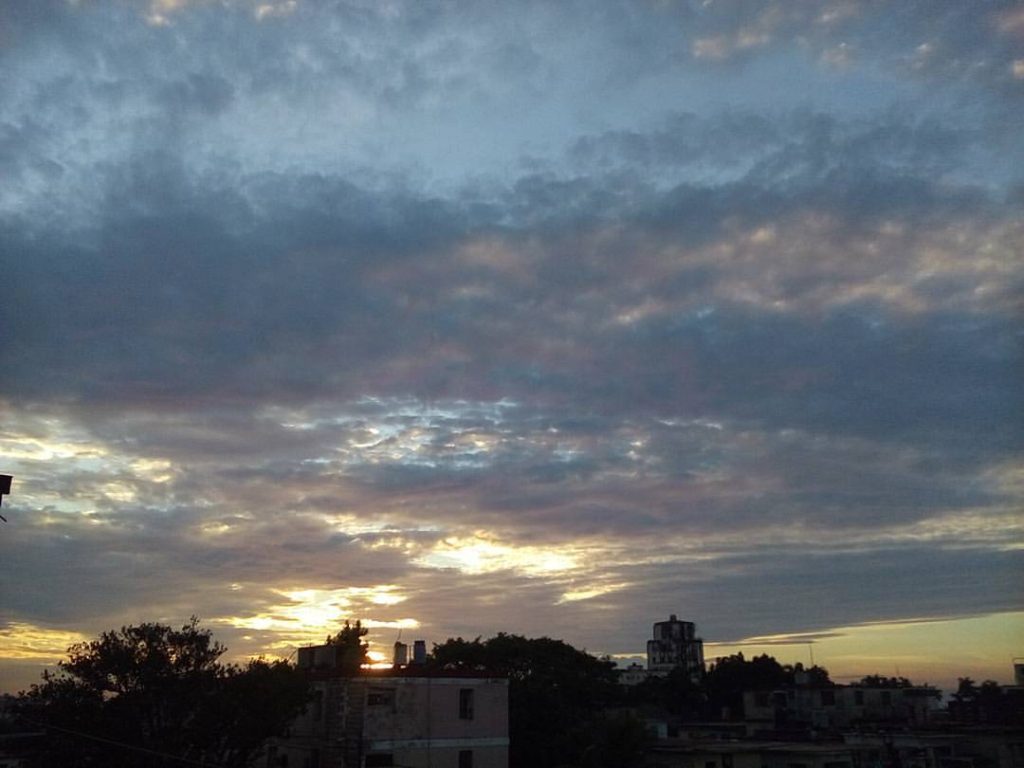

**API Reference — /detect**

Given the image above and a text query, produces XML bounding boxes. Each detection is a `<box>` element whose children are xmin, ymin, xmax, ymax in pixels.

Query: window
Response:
<box><xmin>367</xmin><ymin>688</ymin><xmax>395</xmax><ymax>707</ymax></box>
<box><xmin>459</xmin><ymin>688</ymin><xmax>475</xmax><ymax>720</ymax></box>
<box><xmin>365</xmin><ymin>755</ymin><xmax>394</xmax><ymax>767</ymax></box>
<box><xmin>754</xmin><ymin>692</ymin><xmax>770</xmax><ymax>707</ymax></box>
<box><xmin>459</xmin><ymin>750</ymin><xmax>474</xmax><ymax>768</ymax></box>
<box><xmin>854</xmin><ymin>690</ymin><xmax>864</xmax><ymax>705</ymax></box>
<box><xmin>881</xmin><ymin>691</ymin><xmax>892</xmax><ymax>705</ymax></box>
<box><xmin>820</xmin><ymin>690</ymin><xmax>835</xmax><ymax>706</ymax></box>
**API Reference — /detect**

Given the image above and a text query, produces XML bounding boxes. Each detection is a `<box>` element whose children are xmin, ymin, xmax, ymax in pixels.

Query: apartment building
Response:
<box><xmin>271</xmin><ymin>645</ymin><xmax>509</xmax><ymax>768</ymax></box>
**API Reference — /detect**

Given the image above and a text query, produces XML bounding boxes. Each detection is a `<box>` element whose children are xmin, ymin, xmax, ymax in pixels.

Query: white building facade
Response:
<box><xmin>272</xmin><ymin>645</ymin><xmax>509</xmax><ymax>768</ymax></box>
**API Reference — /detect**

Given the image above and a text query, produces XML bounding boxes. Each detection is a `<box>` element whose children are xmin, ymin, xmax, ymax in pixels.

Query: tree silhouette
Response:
<box><xmin>430</xmin><ymin>633</ymin><xmax>620</xmax><ymax>768</ymax></box>
<box><xmin>325</xmin><ymin>619</ymin><xmax>370</xmax><ymax>674</ymax></box>
<box><xmin>17</xmin><ymin>618</ymin><xmax>309</xmax><ymax>768</ymax></box>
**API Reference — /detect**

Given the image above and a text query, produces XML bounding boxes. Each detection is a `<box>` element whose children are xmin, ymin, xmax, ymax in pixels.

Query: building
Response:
<box><xmin>617</xmin><ymin>662</ymin><xmax>650</xmax><ymax>687</ymax></box>
<box><xmin>272</xmin><ymin>643</ymin><xmax>510</xmax><ymax>768</ymax></box>
<box><xmin>646</xmin><ymin>732</ymin><xmax>1021</xmax><ymax>768</ymax></box>
<box><xmin>647</xmin><ymin>615</ymin><xmax>705</xmax><ymax>683</ymax></box>
<box><xmin>743</xmin><ymin>683</ymin><xmax>941</xmax><ymax>734</ymax></box>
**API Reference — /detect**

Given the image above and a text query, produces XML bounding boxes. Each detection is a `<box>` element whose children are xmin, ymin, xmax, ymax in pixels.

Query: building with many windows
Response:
<box><xmin>646</xmin><ymin>615</ymin><xmax>705</xmax><ymax>683</ymax></box>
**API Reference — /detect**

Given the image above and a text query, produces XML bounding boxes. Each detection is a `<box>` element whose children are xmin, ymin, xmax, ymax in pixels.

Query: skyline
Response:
<box><xmin>1</xmin><ymin>0</ymin><xmax>1022</xmax><ymax>695</ymax></box>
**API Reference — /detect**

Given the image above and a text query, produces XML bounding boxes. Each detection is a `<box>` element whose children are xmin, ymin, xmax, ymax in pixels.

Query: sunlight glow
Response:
<box><xmin>558</xmin><ymin>583</ymin><xmax>630</xmax><ymax>603</ymax></box>
<box><xmin>707</xmin><ymin>612</ymin><xmax>1024</xmax><ymax>691</ymax></box>
<box><xmin>0</xmin><ymin>624</ymin><xmax>89</xmax><ymax>662</ymax></box>
<box><xmin>219</xmin><ymin>585</ymin><xmax>412</xmax><ymax>646</ymax></box>
<box><xmin>415</xmin><ymin>535</ymin><xmax>579</xmax><ymax>576</ymax></box>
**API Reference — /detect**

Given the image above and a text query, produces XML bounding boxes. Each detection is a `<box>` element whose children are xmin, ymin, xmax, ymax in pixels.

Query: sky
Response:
<box><xmin>1</xmin><ymin>0</ymin><xmax>1022</xmax><ymax>695</ymax></box>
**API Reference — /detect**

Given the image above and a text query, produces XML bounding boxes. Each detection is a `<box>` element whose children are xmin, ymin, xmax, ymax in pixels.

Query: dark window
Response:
<box><xmin>820</xmin><ymin>690</ymin><xmax>835</xmax><ymax>706</ymax></box>
<box><xmin>854</xmin><ymin>689</ymin><xmax>864</xmax><ymax>705</ymax></box>
<box><xmin>754</xmin><ymin>692</ymin><xmax>770</xmax><ymax>707</ymax></box>
<box><xmin>459</xmin><ymin>750</ymin><xmax>474</xmax><ymax>768</ymax></box>
<box><xmin>881</xmin><ymin>691</ymin><xmax>892</xmax><ymax>705</ymax></box>
<box><xmin>367</xmin><ymin>688</ymin><xmax>395</xmax><ymax>707</ymax></box>
<box><xmin>459</xmin><ymin>688</ymin><xmax>475</xmax><ymax>719</ymax></box>
<box><xmin>365</xmin><ymin>755</ymin><xmax>394</xmax><ymax>767</ymax></box>
<box><xmin>311</xmin><ymin>690</ymin><xmax>323</xmax><ymax>720</ymax></box>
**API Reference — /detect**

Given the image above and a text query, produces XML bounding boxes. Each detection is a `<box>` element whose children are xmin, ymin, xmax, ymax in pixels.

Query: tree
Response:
<box><xmin>787</xmin><ymin>662</ymin><xmax>832</xmax><ymax>687</ymax></box>
<box><xmin>703</xmin><ymin>654</ymin><xmax>833</xmax><ymax>720</ymax></box>
<box><xmin>581</xmin><ymin>711</ymin><xmax>651</xmax><ymax>768</ymax></box>
<box><xmin>430</xmin><ymin>633</ymin><xmax>622</xmax><ymax>768</ymax></box>
<box><xmin>17</xmin><ymin>619</ymin><xmax>309</xmax><ymax>768</ymax></box>
<box><xmin>324</xmin><ymin>619</ymin><xmax>369</xmax><ymax>674</ymax></box>
<box><xmin>953</xmin><ymin>677</ymin><xmax>979</xmax><ymax>702</ymax></box>
<box><xmin>951</xmin><ymin>678</ymin><xmax>1021</xmax><ymax>725</ymax></box>
<box><xmin>627</xmin><ymin>665</ymin><xmax>705</xmax><ymax>720</ymax></box>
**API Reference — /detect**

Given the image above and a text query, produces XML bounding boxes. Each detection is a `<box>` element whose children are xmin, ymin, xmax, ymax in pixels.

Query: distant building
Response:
<box><xmin>647</xmin><ymin>614</ymin><xmax>705</xmax><ymax>683</ymax></box>
<box><xmin>617</xmin><ymin>662</ymin><xmax>649</xmax><ymax>687</ymax></box>
<box><xmin>742</xmin><ymin>683</ymin><xmax>941</xmax><ymax>734</ymax></box>
<box><xmin>272</xmin><ymin>642</ymin><xmax>510</xmax><ymax>768</ymax></box>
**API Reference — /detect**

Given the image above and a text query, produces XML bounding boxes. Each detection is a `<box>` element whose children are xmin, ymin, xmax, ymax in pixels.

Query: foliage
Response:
<box><xmin>580</xmin><ymin>711</ymin><xmax>652</xmax><ymax>768</ymax></box>
<box><xmin>325</xmin><ymin>619</ymin><xmax>369</xmax><ymax>674</ymax></box>
<box><xmin>626</xmin><ymin>665</ymin><xmax>705</xmax><ymax>720</ymax></box>
<box><xmin>951</xmin><ymin>678</ymin><xmax>1022</xmax><ymax>725</ymax></box>
<box><xmin>17</xmin><ymin>618</ymin><xmax>309</xmax><ymax>768</ymax></box>
<box><xmin>430</xmin><ymin>633</ymin><xmax>622</xmax><ymax>768</ymax></box>
<box><xmin>704</xmin><ymin>654</ymin><xmax>833</xmax><ymax>719</ymax></box>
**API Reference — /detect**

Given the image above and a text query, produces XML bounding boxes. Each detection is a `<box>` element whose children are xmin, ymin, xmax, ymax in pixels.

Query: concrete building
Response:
<box><xmin>647</xmin><ymin>615</ymin><xmax>705</xmax><ymax>683</ymax></box>
<box><xmin>272</xmin><ymin>643</ymin><xmax>509</xmax><ymax>768</ymax></box>
<box><xmin>743</xmin><ymin>683</ymin><xmax>941</xmax><ymax>734</ymax></box>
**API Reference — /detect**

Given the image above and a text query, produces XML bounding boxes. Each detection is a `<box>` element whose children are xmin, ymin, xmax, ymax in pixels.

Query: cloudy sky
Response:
<box><xmin>1</xmin><ymin>0</ymin><xmax>1022</xmax><ymax>694</ymax></box>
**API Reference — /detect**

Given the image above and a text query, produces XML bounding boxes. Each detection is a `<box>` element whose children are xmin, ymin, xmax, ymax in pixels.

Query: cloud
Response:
<box><xmin>1</xmin><ymin>0</ymin><xmax>1021</xmax><ymax>693</ymax></box>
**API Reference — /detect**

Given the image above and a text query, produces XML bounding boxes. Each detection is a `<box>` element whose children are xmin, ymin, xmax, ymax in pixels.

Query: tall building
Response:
<box><xmin>646</xmin><ymin>614</ymin><xmax>705</xmax><ymax>682</ymax></box>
